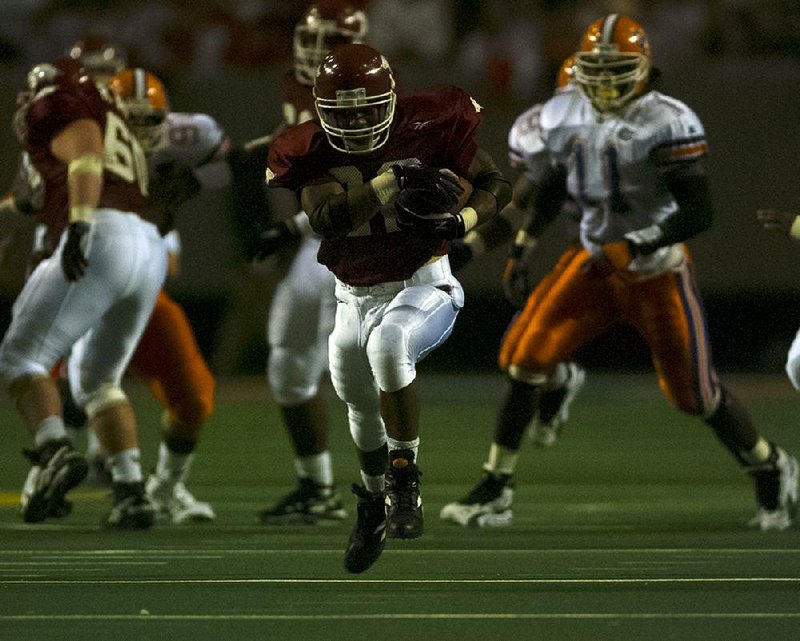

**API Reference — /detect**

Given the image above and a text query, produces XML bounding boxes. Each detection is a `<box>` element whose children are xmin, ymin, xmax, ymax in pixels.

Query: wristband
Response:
<box><xmin>371</xmin><ymin>171</ymin><xmax>399</xmax><ymax>205</ymax></box>
<box><xmin>790</xmin><ymin>216</ymin><xmax>800</xmax><ymax>240</ymax></box>
<box><xmin>459</xmin><ymin>207</ymin><xmax>478</xmax><ymax>233</ymax></box>
<box><xmin>69</xmin><ymin>205</ymin><xmax>94</xmax><ymax>224</ymax></box>
<box><xmin>514</xmin><ymin>229</ymin><xmax>538</xmax><ymax>249</ymax></box>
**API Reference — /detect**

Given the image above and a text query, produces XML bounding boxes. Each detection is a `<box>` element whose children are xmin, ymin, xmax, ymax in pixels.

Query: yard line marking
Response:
<box><xmin>0</xmin><ymin>613</ymin><xmax>800</xmax><ymax>621</ymax></box>
<box><xmin>0</xmin><ymin>548</ymin><xmax>798</xmax><ymax>555</ymax></box>
<box><xmin>0</xmin><ymin>577</ymin><xmax>798</xmax><ymax>585</ymax></box>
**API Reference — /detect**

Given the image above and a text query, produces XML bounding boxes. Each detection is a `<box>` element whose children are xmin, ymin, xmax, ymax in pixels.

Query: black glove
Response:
<box><xmin>249</xmin><ymin>220</ymin><xmax>301</xmax><ymax>261</ymax></box>
<box><xmin>61</xmin><ymin>221</ymin><xmax>90</xmax><ymax>281</ymax></box>
<box><xmin>502</xmin><ymin>256</ymin><xmax>531</xmax><ymax>309</ymax></box>
<box><xmin>395</xmin><ymin>189</ymin><xmax>467</xmax><ymax>240</ymax></box>
<box><xmin>149</xmin><ymin>161</ymin><xmax>202</xmax><ymax>214</ymax></box>
<box><xmin>392</xmin><ymin>164</ymin><xmax>463</xmax><ymax>210</ymax></box>
<box><xmin>447</xmin><ymin>239</ymin><xmax>474</xmax><ymax>273</ymax></box>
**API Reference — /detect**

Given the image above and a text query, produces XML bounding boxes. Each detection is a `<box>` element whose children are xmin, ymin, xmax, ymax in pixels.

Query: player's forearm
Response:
<box><xmin>302</xmin><ymin>172</ymin><xmax>397</xmax><ymax>238</ymax></box>
<box><xmin>626</xmin><ymin>172</ymin><xmax>713</xmax><ymax>254</ymax></box>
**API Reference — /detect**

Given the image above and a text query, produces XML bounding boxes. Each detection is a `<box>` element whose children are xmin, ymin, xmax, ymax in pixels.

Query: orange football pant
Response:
<box><xmin>499</xmin><ymin>245</ymin><xmax>720</xmax><ymax>416</ymax></box>
<box><xmin>128</xmin><ymin>290</ymin><xmax>215</xmax><ymax>433</ymax></box>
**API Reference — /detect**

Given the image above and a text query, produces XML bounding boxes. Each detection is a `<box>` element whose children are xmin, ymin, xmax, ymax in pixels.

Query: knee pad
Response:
<box><xmin>787</xmin><ymin>353</ymin><xmax>800</xmax><ymax>391</ymax></box>
<box><xmin>367</xmin><ymin>322</ymin><xmax>415</xmax><ymax>393</ymax></box>
<box><xmin>268</xmin><ymin>345</ymin><xmax>323</xmax><ymax>405</ymax></box>
<box><xmin>81</xmin><ymin>383</ymin><xmax>128</xmax><ymax>419</ymax></box>
<box><xmin>346</xmin><ymin>403</ymin><xmax>386</xmax><ymax>453</ymax></box>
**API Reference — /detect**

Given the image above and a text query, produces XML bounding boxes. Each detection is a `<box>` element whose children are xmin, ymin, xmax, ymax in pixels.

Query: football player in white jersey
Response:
<box><xmin>756</xmin><ymin>208</ymin><xmax>800</xmax><ymax>393</ymax></box>
<box><xmin>444</xmin><ymin>55</ymin><xmax>586</xmax><ymax>451</ymax></box>
<box><xmin>250</xmin><ymin>0</ymin><xmax>368</xmax><ymax>526</ymax></box>
<box><xmin>106</xmin><ymin>67</ymin><xmax>228</xmax><ymax>523</ymax></box>
<box><xmin>442</xmin><ymin>14</ymin><xmax>798</xmax><ymax>532</ymax></box>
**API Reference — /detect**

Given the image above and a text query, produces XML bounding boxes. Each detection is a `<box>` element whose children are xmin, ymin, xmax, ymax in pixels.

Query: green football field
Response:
<box><xmin>1</xmin><ymin>372</ymin><xmax>798</xmax><ymax>641</ymax></box>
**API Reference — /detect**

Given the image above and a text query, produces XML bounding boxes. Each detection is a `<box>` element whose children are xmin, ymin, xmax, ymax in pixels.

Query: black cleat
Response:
<box><xmin>258</xmin><ymin>478</ymin><xmax>347</xmax><ymax>525</ymax></box>
<box><xmin>20</xmin><ymin>439</ymin><xmax>88</xmax><ymax>523</ymax></box>
<box><xmin>384</xmin><ymin>449</ymin><xmax>423</xmax><ymax>539</ymax></box>
<box><xmin>344</xmin><ymin>484</ymin><xmax>386</xmax><ymax>574</ymax></box>
<box><xmin>105</xmin><ymin>481</ymin><xmax>155</xmax><ymax>529</ymax></box>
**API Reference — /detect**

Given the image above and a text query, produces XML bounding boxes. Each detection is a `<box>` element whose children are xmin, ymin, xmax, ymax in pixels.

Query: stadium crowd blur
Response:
<box><xmin>2</xmin><ymin>0</ymin><xmax>800</xmax><ymax>375</ymax></box>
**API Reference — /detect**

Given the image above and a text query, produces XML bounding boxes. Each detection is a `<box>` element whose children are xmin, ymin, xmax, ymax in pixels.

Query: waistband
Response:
<box><xmin>336</xmin><ymin>255</ymin><xmax>452</xmax><ymax>298</ymax></box>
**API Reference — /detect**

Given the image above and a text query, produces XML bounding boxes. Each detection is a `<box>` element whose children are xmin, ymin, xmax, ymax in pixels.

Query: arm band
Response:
<box><xmin>69</xmin><ymin>205</ymin><xmax>94</xmax><ymax>224</ymax></box>
<box><xmin>67</xmin><ymin>154</ymin><xmax>103</xmax><ymax>177</ymax></box>
<box><xmin>790</xmin><ymin>216</ymin><xmax>800</xmax><ymax>240</ymax></box>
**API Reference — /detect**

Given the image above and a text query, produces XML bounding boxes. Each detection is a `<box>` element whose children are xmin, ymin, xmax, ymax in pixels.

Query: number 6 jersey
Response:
<box><xmin>24</xmin><ymin>76</ymin><xmax>149</xmax><ymax>250</ymax></box>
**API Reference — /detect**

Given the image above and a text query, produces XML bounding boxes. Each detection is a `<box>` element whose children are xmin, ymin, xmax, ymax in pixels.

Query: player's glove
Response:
<box><xmin>395</xmin><ymin>189</ymin><xmax>467</xmax><ymax>240</ymax></box>
<box><xmin>149</xmin><ymin>161</ymin><xmax>202</xmax><ymax>214</ymax></box>
<box><xmin>249</xmin><ymin>220</ymin><xmax>301</xmax><ymax>261</ymax></box>
<box><xmin>61</xmin><ymin>221</ymin><xmax>90</xmax><ymax>281</ymax></box>
<box><xmin>502</xmin><ymin>254</ymin><xmax>531</xmax><ymax>310</ymax></box>
<box><xmin>447</xmin><ymin>239</ymin><xmax>474</xmax><ymax>273</ymax></box>
<box><xmin>391</xmin><ymin>164</ymin><xmax>463</xmax><ymax>210</ymax></box>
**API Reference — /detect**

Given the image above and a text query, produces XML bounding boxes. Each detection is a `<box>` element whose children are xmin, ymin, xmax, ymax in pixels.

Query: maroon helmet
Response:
<box><xmin>68</xmin><ymin>38</ymin><xmax>127</xmax><ymax>83</ymax></box>
<box><xmin>294</xmin><ymin>0</ymin><xmax>368</xmax><ymax>86</ymax></box>
<box><xmin>313</xmin><ymin>43</ymin><xmax>395</xmax><ymax>154</ymax></box>
<box><xmin>26</xmin><ymin>57</ymin><xmax>88</xmax><ymax>95</ymax></box>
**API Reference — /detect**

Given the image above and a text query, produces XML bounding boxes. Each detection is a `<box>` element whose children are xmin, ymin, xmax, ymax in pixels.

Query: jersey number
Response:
<box><xmin>103</xmin><ymin>111</ymin><xmax>149</xmax><ymax>195</ymax></box>
<box><xmin>573</xmin><ymin>140</ymin><xmax>628</xmax><ymax>214</ymax></box>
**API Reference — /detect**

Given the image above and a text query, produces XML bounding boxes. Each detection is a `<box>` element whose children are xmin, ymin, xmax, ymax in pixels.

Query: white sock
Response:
<box><xmin>297</xmin><ymin>451</ymin><xmax>334</xmax><ymax>487</ymax></box>
<box><xmin>33</xmin><ymin>416</ymin><xmax>68</xmax><ymax>449</ymax></box>
<box><xmin>108</xmin><ymin>448</ymin><xmax>143</xmax><ymax>484</ymax></box>
<box><xmin>387</xmin><ymin>437</ymin><xmax>419</xmax><ymax>462</ymax></box>
<box><xmin>155</xmin><ymin>442</ymin><xmax>192</xmax><ymax>483</ymax></box>
<box><xmin>485</xmin><ymin>442</ymin><xmax>518</xmax><ymax>475</ymax></box>
<box><xmin>361</xmin><ymin>471</ymin><xmax>384</xmax><ymax>495</ymax></box>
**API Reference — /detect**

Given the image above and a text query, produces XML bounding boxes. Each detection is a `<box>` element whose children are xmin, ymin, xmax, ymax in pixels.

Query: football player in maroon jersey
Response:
<box><xmin>268</xmin><ymin>43</ymin><xmax>511</xmax><ymax>572</ymax></box>
<box><xmin>0</xmin><ymin>58</ymin><xmax>166</xmax><ymax>529</ymax></box>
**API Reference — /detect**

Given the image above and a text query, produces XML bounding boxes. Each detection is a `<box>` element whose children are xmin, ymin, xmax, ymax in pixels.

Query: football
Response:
<box><xmin>453</xmin><ymin>176</ymin><xmax>473</xmax><ymax>213</ymax></box>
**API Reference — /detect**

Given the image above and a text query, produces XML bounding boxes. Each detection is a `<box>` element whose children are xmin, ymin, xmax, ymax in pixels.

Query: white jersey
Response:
<box><xmin>148</xmin><ymin>111</ymin><xmax>229</xmax><ymax>176</ymax></box>
<box><xmin>509</xmin><ymin>87</ymin><xmax>708</xmax><ymax>275</ymax></box>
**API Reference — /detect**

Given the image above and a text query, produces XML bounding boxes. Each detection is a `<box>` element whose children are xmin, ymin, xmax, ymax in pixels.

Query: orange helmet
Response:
<box><xmin>555</xmin><ymin>55</ymin><xmax>575</xmax><ymax>92</ymax></box>
<box><xmin>574</xmin><ymin>14</ymin><xmax>651</xmax><ymax>112</ymax></box>
<box><xmin>108</xmin><ymin>68</ymin><xmax>170</xmax><ymax>152</ymax></box>
<box><xmin>293</xmin><ymin>0</ymin><xmax>368</xmax><ymax>86</ymax></box>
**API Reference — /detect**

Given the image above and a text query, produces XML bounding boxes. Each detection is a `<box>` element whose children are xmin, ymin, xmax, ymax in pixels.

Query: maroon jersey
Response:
<box><xmin>268</xmin><ymin>85</ymin><xmax>482</xmax><ymax>286</ymax></box>
<box><xmin>25</xmin><ymin>79</ymin><xmax>149</xmax><ymax>248</ymax></box>
<box><xmin>280</xmin><ymin>70</ymin><xmax>318</xmax><ymax>127</ymax></box>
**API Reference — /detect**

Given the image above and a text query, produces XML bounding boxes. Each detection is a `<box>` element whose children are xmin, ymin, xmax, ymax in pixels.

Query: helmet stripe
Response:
<box><xmin>134</xmin><ymin>68</ymin><xmax>146</xmax><ymax>100</ymax></box>
<box><xmin>601</xmin><ymin>13</ymin><xmax>620</xmax><ymax>45</ymax></box>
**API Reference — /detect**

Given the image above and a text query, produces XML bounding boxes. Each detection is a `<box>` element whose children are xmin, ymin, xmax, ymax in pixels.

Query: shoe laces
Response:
<box><xmin>386</xmin><ymin>462</ymin><xmax>420</xmax><ymax>511</ymax></box>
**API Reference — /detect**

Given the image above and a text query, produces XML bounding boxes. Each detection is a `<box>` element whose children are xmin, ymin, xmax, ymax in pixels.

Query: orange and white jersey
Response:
<box><xmin>509</xmin><ymin>86</ymin><xmax>708</xmax><ymax>277</ymax></box>
<box><xmin>148</xmin><ymin>111</ymin><xmax>229</xmax><ymax>171</ymax></box>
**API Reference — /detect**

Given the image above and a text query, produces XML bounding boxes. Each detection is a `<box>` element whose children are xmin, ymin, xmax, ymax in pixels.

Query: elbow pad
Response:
<box><xmin>472</xmin><ymin>168</ymin><xmax>512</xmax><ymax>214</ymax></box>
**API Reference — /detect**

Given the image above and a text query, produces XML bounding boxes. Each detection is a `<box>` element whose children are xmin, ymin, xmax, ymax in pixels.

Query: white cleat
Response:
<box><xmin>145</xmin><ymin>475</ymin><xmax>216</xmax><ymax>524</ymax></box>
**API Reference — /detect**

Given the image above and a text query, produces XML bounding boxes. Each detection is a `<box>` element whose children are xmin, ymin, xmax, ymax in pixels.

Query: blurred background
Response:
<box><xmin>1</xmin><ymin>0</ymin><xmax>799</xmax><ymax>376</ymax></box>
